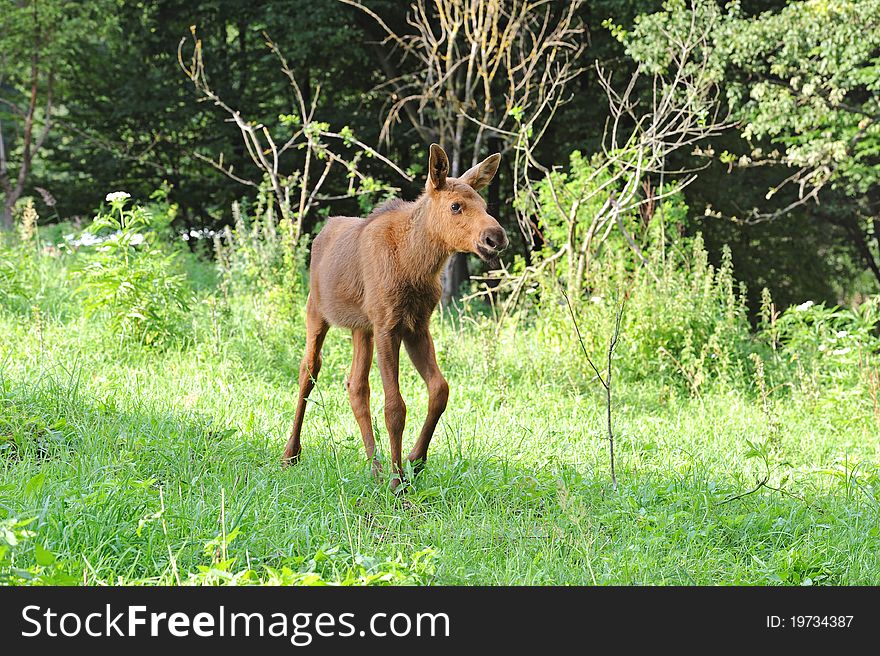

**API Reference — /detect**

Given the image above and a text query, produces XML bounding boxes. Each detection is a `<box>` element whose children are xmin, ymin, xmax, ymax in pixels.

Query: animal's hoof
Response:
<box><xmin>407</xmin><ymin>455</ymin><xmax>426</xmax><ymax>476</ymax></box>
<box><xmin>280</xmin><ymin>450</ymin><xmax>301</xmax><ymax>468</ymax></box>
<box><xmin>390</xmin><ymin>473</ymin><xmax>410</xmax><ymax>494</ymax></box>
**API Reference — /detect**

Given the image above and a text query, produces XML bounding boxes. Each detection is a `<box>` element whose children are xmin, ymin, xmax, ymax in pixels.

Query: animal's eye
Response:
<box><xmin>451</xmin><ymin>202</ymin><xmax>461</xmax><ymax>213</ymax></box>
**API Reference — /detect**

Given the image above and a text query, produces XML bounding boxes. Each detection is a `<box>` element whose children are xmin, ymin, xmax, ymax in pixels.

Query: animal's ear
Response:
<box><xmin>428</xmin><ymin>143</ymin><xmax>449</xmax><ymax>191</ymax></box>
<box><xmin>459</xmin><ymin>153</ymin><xmax>501</xmax><ymax>191</ymax></box>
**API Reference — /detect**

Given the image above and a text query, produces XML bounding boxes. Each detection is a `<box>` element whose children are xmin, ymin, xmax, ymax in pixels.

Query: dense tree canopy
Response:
<box><xmin>0</xmin><ymin>0</ymin><xmax>114</xmax><ymax>225</ymax></box>
<box><xmin>626</xmin><ymin>0</ymin><xmax>880</xmax><ymax>289</ymax></box>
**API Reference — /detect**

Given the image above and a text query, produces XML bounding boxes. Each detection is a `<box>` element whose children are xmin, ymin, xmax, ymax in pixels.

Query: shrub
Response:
<box><xmin>769</xmin><ymin>297</ymin><xmax>880</xmax><ymax>390</ymax></box>
<box><xmin>510</xmin><ymin>147</ymin><xmax>771</xmax><ymax>395</ymax></box>
<box><xmin>510</xmin><ymin>226</ymin><xmax>755</xmax><ymax>396</ymax></box>
<box><xmin>0</xmin><ymin>200</ymin><xmax>36</xmax><ymax>310</ymax></box>
<box><xmin>519</xmin><ymin>149</ymin><xmax>691</xmax><ymax>295</ymax></box>
<box><xmin>75</xmin><ymin>192</ymin><xmax>193</xmax><ymax>347</ymax></box>
<box><xmin>0</xmin><ymin>198</ymin><xmax>75</xmax><ymax>318</ymax></box>
<box><xmin>213</xmin><ymin>189</ymin><xmax>308</xmax><ymax>312</ymax></box>
<box><xmin>619</xmin><ymin>238</ymin><xmax>754</xmax><ymax>392</ymax></box>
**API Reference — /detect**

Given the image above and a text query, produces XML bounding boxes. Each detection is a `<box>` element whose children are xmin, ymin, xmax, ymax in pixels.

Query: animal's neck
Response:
<box><xmin>399</xmin><ymin>199</ymin><xmax>452</xmax><ymax>281</ymax></box>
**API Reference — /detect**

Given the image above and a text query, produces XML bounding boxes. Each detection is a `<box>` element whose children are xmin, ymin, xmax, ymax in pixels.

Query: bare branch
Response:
<box><xmin>504</xmin><ymin>11</ymin><xmax>733</xmax><ymax>296</ymax></box>
<box><xmin>178</xmin><ymin>27</ymin><xmax>406</xmax><ymax>246</ymax></box>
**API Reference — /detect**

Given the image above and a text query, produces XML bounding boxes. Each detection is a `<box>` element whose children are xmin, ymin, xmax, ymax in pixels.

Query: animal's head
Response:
<box><xmin>424</xmin><ymin>144</ymin><xmax>509</xmax><ymax>263</ymax></box>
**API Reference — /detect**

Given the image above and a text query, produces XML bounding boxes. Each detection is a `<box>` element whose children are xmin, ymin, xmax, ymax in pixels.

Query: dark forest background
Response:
<box><xmin>2</xmin><ymin>0</ymin><xmax>877</xmax><ymax>311</ymax></box>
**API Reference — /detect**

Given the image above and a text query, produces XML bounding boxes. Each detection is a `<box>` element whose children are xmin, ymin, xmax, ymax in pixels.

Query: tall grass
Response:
<box><xmin>1</xmin><ymin>195</ymin><xmax>878</xmax><ymax>585</ymax></box>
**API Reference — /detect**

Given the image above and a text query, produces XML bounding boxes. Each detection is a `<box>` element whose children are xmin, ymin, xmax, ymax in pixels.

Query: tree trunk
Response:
<box><xmin>0</xmin><ymin>91</ymin><xmax>18</xmax><ymax>230</ymax></box>
<box><xmin>844</xmin><ymin>219</ymin><xmax>880</xmax><ymax>286</ymax></box>
<box><xmin>441</xmin><ymin>252</ymin><xmax>469</xmax><ymax>308</ymax></box>
<box><xmin>481</xmin><ymin>135</ymin><xmax>503</xmax><ymax>303</ymax></box>
<box><xmin>2</xmin><ymin>198</ymin><xmax>15</xmax><ymax>230</ymax></box>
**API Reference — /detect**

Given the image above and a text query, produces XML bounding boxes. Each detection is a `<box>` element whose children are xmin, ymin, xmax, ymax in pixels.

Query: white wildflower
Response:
<box><xmin>832</xmin><ymin>347</ymin><xmax>851</xmax><ymax>356</ymax></box>
<box><xmin>835</xmin><ymin>330</ymin><xmax>848</xmax><ymax>338</ymax></box>
<box><xmin>795</xmin><ymin>300</ymin><xmax>814</xmax><ymax>311</ymax></box>
<box><xmin>105</xmin><ymin>191</ymin><xmax>131</xmax><ymax>203</ymax></box>
<box><xmin>67</xmin><ymin>232</ymin><xmax>103</xmax><ymax>247</ymax></box>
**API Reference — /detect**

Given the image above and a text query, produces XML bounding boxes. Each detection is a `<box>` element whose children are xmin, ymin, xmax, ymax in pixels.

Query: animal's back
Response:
<box><xmin>310</xmin><ymin>216</ymin><xmax>371</xmax><ymax>328</ymax></box>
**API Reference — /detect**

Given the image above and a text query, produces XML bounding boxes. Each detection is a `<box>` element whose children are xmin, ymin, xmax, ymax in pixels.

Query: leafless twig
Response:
<box><xmin>561</xmin><ymin>286</ymin><xmax>626</xmax><ymax>491</ymax></box>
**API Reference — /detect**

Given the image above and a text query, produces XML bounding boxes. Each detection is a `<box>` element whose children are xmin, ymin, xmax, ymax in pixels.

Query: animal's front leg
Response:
<box><xmin>403</xmin><ymin>328</ymin><xmax>448</xmax><ymax>470</ymax></box>
<box><xmin>375</xmin><ymin>328</ymin><xmax>406</xmax><ymax>490</ymax></box>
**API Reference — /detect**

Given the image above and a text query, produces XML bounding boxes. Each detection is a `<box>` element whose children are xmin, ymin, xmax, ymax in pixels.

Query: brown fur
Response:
<box><xmin>282</xmin><ymin>144</ymin><xmax>508</xmax><ymax>488</ymax></box>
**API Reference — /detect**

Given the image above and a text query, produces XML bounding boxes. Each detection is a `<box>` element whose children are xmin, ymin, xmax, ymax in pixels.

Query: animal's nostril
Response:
<box><xmin>484</xmin><ymin>235</ymin><xmax>497</xmax><ymax>249</ymax></box>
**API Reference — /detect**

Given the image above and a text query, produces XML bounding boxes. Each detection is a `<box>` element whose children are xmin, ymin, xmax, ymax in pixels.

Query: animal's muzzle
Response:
<box><xmin>478</xmin><ymin>226</ymin><xmax>509</xmax><ymax>258</ymax></box>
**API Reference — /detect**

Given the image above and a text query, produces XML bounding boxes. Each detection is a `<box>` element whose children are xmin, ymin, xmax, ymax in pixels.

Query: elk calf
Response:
<box><xmin>282</xmin><ymin>144</ymin><xmax>507</xmax><ymax>488</ymax></box>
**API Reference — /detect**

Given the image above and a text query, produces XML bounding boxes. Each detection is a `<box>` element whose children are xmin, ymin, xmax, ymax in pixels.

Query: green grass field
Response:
<box><xmin>2</xmin><ymin>241</ymin><xmax>879</xmax><ymax>585</ymax></box>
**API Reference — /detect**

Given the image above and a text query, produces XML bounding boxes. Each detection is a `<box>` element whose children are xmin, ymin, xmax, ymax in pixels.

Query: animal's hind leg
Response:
<box><xmin>282</xmin><ymin>295</ymin><xmax>329</xmax><ymax>465</ymax></box>
<box><xmin>403</xmin><ymin>328</ymin><xmax>449</xmax><ymax>470</ymax></box>
<box><xmin>375</xmin><ymin>328</ymin><xmax>406</xmax><ymax>490</ymax></box>
<box><xmin>347</xmin><ymin>329</ymin><xmax>380</xmax><ymax>476</ymax></box>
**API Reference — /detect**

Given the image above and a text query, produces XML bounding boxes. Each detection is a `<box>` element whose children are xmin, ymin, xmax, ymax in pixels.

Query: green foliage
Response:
<box><xmin>521</xmin><ymin>145</ymin><xmax>756</xmax><ymax>394</ymax></box>
<box><xmin>619</xmin><ymin>240</ymin><xmax>753</xmax><ymax>394</ymax></box>
<box><xmin>0</xmin><ymin>518</ymin><xmax>77</xmax><ymax>585</ymax></box>
<box><xmin>189</xmin><ymin>538</ymin><xmax>436</xmax><ymax>586</ymax></box>
<box><xmin>0</xmin><ymin>199</ymin><xmax>75</xmax><ymax>317</ymax></box>
<box><xmin>520</xmin><ymin>232</ymin><xmax>754</xmax><ymax>396</ymax></box>
<box><xmin>526</xmin><ymin>150</ymin><xmax>613</xmax><ymax>250</ymax></box>
<box><xmin>0</xmin><ymin>0</ymin><xmax>116</xmax><ymax>224</ymax></box>
<box><xmin>622</xmin><ymin>0</ymin><xmax>726</xmax><ymax>80</ymax></box>
<box><xmin>517</xmin><ymin>159</ymin><xmax>879</xmax><ymax>401</ymax></box>
<box><xmin>522</xmin><ymin>149</ymin><xmax>692</xmax><ymax>293</ymax></box>
<box><xmin>771</xmin><ymin>297</ymin><xmax>880</xmax><ymax>389</ymax></box>
<box><xmin>0</xmin><ymin>200</ymin><xmax>40</xmax><ymax>308</ymax></box>
<box><xmin>719</xmin><ymin>0</ymin><xmax>880</xmax><ymax>195</ymax></box>
<box><xmin>214</xmin><ymin>186</ymin><xmax>309</xmax><ymax>314</ymax></box>
<box><xmin>0</xmin><ymin>241</ymin><xmax>32</xmax><ymax>312</ymax></box>
<box><xmin>216</xmin><ymin>198</ymin><xmax>287</xmax><ymax>297</ymax></box>
<box><xmin>75</xmin><ymin>193</ymin><xmax>193</xmax><ymax>347</ymax></box>
<box><xmin>623</xmin><ymin>0</ymin><xmax>880</xmax><ymax>288</ymax></box>
<box><xmin>625</xmin><ymin>0</ymin><xmax>880</xmax><ymax>194</ymax></box>
<box><xmin>0</xmin><ymin>1</ymin><xmax>115</xmax><ymax>87</ymax></box>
